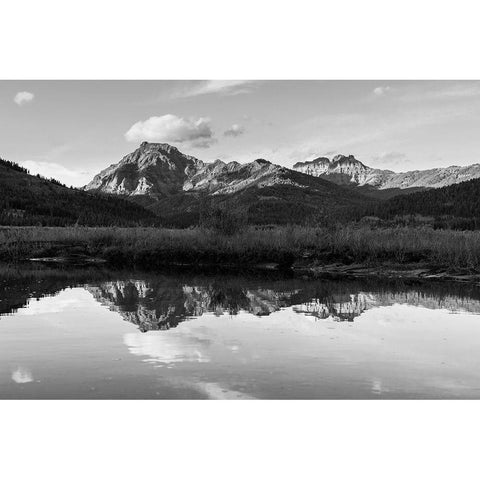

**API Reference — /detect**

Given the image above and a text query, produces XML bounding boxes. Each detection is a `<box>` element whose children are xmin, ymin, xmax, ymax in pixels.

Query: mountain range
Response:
<box><xmin>82</xmin><ymin>142</ymin><xmax>480</xmax><ymax>226</ymax></box>
<box><xmin>2</xmin><ymin>141</ymin><xmax>480</xmax><ymax>227</ymax></box>
<box><xmin>85</xmin><ymin>142</ymin><xmax>370</xmax><ymax>225</ymax></box>
<box><xmin>86</xmin><ymin>143</ymin><xmax>480</xmax><ymax>200</ymax></box>
<box><xmin>293</xmin><ymin>154</ymin><xmax>480</xmax><ymax>194</ymax></box>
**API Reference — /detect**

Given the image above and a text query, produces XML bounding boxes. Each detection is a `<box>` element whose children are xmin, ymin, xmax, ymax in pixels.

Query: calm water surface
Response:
<box><xmin>1</xmin><ymin>264</ymin><xmax>480</xmax><ymax>399</ymax></box>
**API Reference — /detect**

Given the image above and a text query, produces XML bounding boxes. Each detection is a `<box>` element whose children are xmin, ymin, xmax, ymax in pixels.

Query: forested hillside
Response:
<box><xmin>0</xmin><ymin>157</ymin><xmax>159</xmax><ymax>226</ymax></box>
<box><xmin>363</xmin><ymin>177</ymin><xmax>480</xmax><ymax>229</ymax></box>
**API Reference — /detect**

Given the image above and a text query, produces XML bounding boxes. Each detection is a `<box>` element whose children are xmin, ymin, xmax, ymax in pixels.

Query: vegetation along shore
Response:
<box><xmin>2</xmin><ymin>225</ymin><xmax>480</xmax><ymax>283</ymax></box>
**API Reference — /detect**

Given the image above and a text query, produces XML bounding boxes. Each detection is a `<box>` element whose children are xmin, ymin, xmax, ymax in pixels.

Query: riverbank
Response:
<box><xmin>1</xmin><ymin>226</ymin><xmax>480</xmax><ymax>280</ymax></box>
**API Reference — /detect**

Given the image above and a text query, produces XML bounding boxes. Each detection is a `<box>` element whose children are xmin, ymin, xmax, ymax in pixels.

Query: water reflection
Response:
<box><xmin>87</xmin><ymin>276</ymin><xmax>480</xmax><ymax>332</ymax></box>
<box><xmin>2</xmin><ymin>264</ymin><xmax>480</xmax><ymax>399</ymax></box>
<box><xmin>2</xmin><ymin>264</ymin><xmax>480</xmax><ymax>330</ymax></box>
<box><xmin>11</xmin><ymin>367</ymin><xmax>34</xmax><ymax>384</ymax></box>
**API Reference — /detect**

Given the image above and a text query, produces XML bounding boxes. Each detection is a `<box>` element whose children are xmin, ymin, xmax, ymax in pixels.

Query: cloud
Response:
<box><xmin>173</xmin><ymin>80</ymin><xmax>257</xmax><ymax>98</ymax></box>
<box><xmin>14</xmin><ymin>91</ymin><xmax>34</xmax><ymax>106</ymax></box>
<box><xmin>20</xmin><ymin>160</ymin><xmax>94</xmax><ymax>187</ymax></box>
<box><xmin>431</xmin><ymin>84</ymin><xmax>480</xmax><ymax>98</ymax></box>
<box><xmin>125</xmin><ymin>114</ymin><xmax>215</xmax><ymax>147</ymax></box>
<box><xmin>373</xmin><ymin>86</ymin><xmax>391</xmax><ymax>97</ymax></box>
<box><xmin>223</xmin><ymin>124</ymin><xmax>245</xmax><ymax>137</ymax></box>
<box><xmin>11</xmin><ymin>367</ymin><xmax>33</xmax><ymax>384</ymax></box>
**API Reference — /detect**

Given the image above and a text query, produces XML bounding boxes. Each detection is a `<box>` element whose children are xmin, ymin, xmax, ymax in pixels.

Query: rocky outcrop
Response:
<box><xmin>376</xmin><ymin>164</ymin><xmax>480</xmax><ymax>190</ymax></box>
<box><xmin>183</xmin><ymin>159</ymin><xmax>291</xmax><ymax>194</ymax></box>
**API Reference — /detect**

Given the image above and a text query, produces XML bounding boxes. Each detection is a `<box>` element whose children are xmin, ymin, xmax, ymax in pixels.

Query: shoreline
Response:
<box><xmin>2</xmin><ymin>225</ymin><xmax>480</xmax><ymax>284</ymax></box>
<box><xmin>17</xmin><ymin>256</ymin><xmax>480</xmax><ymax>285</ymax></box>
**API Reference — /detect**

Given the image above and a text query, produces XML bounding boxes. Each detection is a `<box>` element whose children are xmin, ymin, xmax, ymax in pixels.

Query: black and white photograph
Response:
<box><xmin>2</xmin><ymin>1</ymin><xmax>480</xmax><ymax>478</ymax></box>
<box><xmin>3</xmin><ymin>79</ymin><xmax>480</xmax><ymax>400</ymax></box>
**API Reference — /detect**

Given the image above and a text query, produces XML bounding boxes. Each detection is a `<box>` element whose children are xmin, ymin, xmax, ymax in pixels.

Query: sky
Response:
<box><xmin>1</xmin><ymin>80</ymin><xmax>480</xmax><ymax>187</ymax></box>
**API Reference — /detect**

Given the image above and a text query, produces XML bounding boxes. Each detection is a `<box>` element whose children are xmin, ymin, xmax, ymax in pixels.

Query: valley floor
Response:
<box><xmin>1</xmin><ymin>225</ymin><xmax>480</xmax><ymax>281</ymax></box>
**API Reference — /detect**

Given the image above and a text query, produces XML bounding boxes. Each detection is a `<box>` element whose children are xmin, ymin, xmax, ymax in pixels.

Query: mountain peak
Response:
<box><xmin>138</xmin><ymin>142</ymin><xmax>179</xmax><ymax>154</ymax></box>
<box><xmin>252</xmin><ymin>158</ymin><xmax>271</xmax><ymax>166</ymax></box>
<box><xmin>332</xmin><ymin>154</ymin><xmax>363</xmax><ymax>165</ymax></box>
<box><xmin>293</xmin><ymin>156</ymin><xmax>329</xmax><ymax>169</ymax></box>
<box><xmin>293</xmin><ymin>153</ymin><xmax>371</xmax><ymax>186</ymax></box>
<box><xmin>85</xmin><ymin>142</ymin><xmax>204</xmax><ymax>198</ymax></box>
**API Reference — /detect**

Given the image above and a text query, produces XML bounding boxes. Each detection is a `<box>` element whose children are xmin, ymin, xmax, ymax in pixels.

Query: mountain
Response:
<box><xmin>85</xmin><ymin>142</ymin><xmax>204</xmax><ymax>199</ymax></box>
<box><xmin>0</xmin><ymin>156</ymin><xmax>159</xmax><ymax>226</ymax></box>
<box><xmin>294</xmin><ymin>154</ymin><xmax>388</xmax><ymax>186</ymax></box>
<box><xmin>85</xmin><ymin>143</ymin><xmax>371</xmax><ymax>226</ymax></box>
<box><xmin>293</xmin><ymin>154</ymin><xmax>480</xmax><ymax>195</ymax></box>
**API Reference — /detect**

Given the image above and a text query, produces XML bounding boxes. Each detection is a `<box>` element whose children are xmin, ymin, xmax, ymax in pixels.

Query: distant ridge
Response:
<box><xmin>293</xmin><ymin>154</ymin><xmax>480</xmax><ymax>191</ymax></box>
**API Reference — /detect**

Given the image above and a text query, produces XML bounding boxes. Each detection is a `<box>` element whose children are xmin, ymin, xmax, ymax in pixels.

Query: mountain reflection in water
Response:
<box><xmin>3</xmin><ymin>264</ymin><xmax>480</xmax><ymax>399</ymax></box>
<box><xmin>87</xmin><ymin>278</ymin><xmax>480</xmax><ymax>331</ymax></box>
<box><xmin>0</xmin><ymin>268</ymin><xmax>480</xmax><ymax>332</ymax></box>
<box><xmin>2</xmin><ymin>264</ymin><xmax>480</xmax><ymax>331</ymax></box>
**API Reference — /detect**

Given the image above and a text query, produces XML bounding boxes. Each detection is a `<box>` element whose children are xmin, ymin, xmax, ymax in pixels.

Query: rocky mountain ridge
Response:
<box><xmin>86</xmin><ymin>144</ymin><xmax>480</xmax><ymax>200</ymax></box>
<box><xmin>85</xmin><ymin>142</ymin><xmax>328</xmax><ymax>198</ymax></box>
<box><xmin>82</xmin><ymin>142</ymin><xmax>480</xmax><ymax>225</ymax></box>
<box><xmin>293</xmin><ymin>154</ymin><xmax>480</xmax><ymax>190</ymax></box>
<box><xmin>84</xmin><ymin>142</ymin><xmax>369</xmax><ymax>225</ymax></box>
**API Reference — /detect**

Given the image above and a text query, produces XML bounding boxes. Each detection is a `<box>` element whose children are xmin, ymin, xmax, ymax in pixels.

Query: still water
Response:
<box><xmin>1</xmin><ymin>263</ymin><xmax>480</xmax><ymax>399</ymax></box>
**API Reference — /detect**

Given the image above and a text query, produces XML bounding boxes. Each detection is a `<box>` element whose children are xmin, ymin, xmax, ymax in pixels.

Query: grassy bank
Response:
<box><xmin>1</xmin><ymin>225</ymin><xmax>480</xmax><ymax>272</ymax></box>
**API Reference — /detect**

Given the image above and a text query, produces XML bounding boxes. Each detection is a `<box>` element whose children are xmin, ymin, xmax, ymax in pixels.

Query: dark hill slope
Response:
<box><xmin>364</xmin><ymin>177</ymin><xmax>480</xmax><ymax>229</ymax></box>
<box><xmin>0</xmin><ymin>157</ymin><xmax>159</xmax><ymax>226</ymax></box>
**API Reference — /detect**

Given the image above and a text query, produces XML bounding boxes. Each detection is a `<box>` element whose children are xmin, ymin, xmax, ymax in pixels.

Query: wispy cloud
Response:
<box><xmin>14</xmin><ymin>91</ymin><xmax>34</xmax><ymax>106</ymax></box>
<box><xmin>172</xmin><ymin>80</ymin><xmax>257</xmax><ymax>98</ymax></box>
<box><xmin>398</xmin><ymin>81</ymin><xmax>480</xmax><ymax>102</ymax></box>
<box><xmin>125</xmin><ymin>114</ymin><xmax>216</xmax><ymax>148</ymax></box>
<box><xmin>431</xmin><ymin>83</ymin><xmax>480</xmax><ymax>98</ymax></box>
